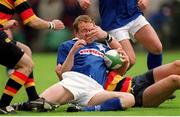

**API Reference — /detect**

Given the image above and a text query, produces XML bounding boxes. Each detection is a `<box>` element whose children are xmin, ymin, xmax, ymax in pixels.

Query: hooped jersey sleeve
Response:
<box><xmin>0</xmin><ymin>0</ymin><xmax>36</xmax><ymax>26</ymax></box>
<box><xmin>13</xmin><ymin>0</ymin><xmax>36</xmax><ymax>24</ymax></box>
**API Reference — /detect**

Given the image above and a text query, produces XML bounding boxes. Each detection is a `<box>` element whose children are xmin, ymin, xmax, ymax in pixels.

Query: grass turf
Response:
<box><xmin>0</xmin><ymin>51</ymin><xmax>180</xmax><ymax>116</ymax></box>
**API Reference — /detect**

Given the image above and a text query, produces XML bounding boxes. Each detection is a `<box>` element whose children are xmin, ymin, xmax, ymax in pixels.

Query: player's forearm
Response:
<box><xmin>60</xmin><ymin>53</ymin><xmax>75</xmax><ymax>75</ymax></box>
<box><xmin>108</xmin><ymin>38</ymin><xmax>123</xmax><ymax>49</ymax></box>
<box><xmin>116</xmin><ymin>62</ymin><xmax>129</xmax><ymax>76</ymax></box>
<box><xmin>27</xmin><ymin>17</ymin><xmax>49</xmax><ymax>29</ymax></box>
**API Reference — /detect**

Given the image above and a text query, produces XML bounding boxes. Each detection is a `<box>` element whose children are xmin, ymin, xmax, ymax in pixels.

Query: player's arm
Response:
<box><xmin>78</xmin><ymin>0</ymin><xmax>91</xmax><ymax>10</ymax></box>
<box><xmin>14</xmin><ymin>0</ymin><xmax>64</xmax><ymax>30</ymax></box>
<box><xmin>55</xmin><ymin>64</ymin><xmax>63</xmax><ymax>80</ymax></box>
<box><xmin>137</xmin><ymin>0</ymin><xmax>149</xmax><ymax>11</ymax></box>
<box><xmin>0</xmin><ymin>20</ymin><xmax>18</xmax><ymax>30</ymax></box>
<box><xmin>27</xmin><ymin>17</ymin><xmax>65</xmax><ymax>30</ymax></box>
<box><xmin>59</xmin><ymin>40</ymin><xmax>87</xmax><ymax>78</ymax></box>
<box><xmin>115</xmin><ymin>48</ymin><xmax>130</xmax><ymax>75</ymax></box>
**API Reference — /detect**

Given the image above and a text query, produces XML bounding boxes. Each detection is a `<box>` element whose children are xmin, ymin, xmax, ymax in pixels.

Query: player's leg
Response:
<box><xmin>40</xmin><ymin>83</ymin><xmax>74</xmax><ymax>105</ymax></box>
<box><xmin>142</xmin><ymin>75</ymin><xmax>180</xmax><ymax>107</ymax></box>
<box><xmin>0</xmin><ymin>31</ymin><xmax>33</xmax><ymax>113</ymax></box>
<box><xmin>108</xmin><ymin>27</ymin><xmax>136</xmax><ymax>68</ymax></box>
<box><xmin>16</xmin><ymin>42</ymin><xmax>39</xmax><ymax>101</ymax></box>
<box><xmin>88</xmin><ymin>90</ymin><xmax>135</xmax><ymax>110</ymax></box>
<box><xmin>153</xmin><ymin>60</ymin><xmax>180</xmax><ymax>82</ymax></box>
<box><xmin>133</xmin><ymin>16</ymin><xmax>163</xmax><ymax>69</ymax></box>
<box><xmin>142</xmin><ymin>60</ymin><xmax>180</xmax><ymax>107</ymax></box>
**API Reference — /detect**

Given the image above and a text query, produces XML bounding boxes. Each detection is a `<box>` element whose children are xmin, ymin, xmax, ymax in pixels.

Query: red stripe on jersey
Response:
<box><xmin>120</xmin><ymin>76</ymin><xmax>132</xmax><ymax>92</ymax></box>
<box><xmin>20</xmin><ymin>8</ymin><xmax>35</xmax><ymax>22</ymax></box>
<box><xmin>6</xmin><ymin>0</ymin><xmax>14</xmax><ymax>6</ymax></box>
<box><xmin>0</xmin><ymin>12</ymin><xmax>13</xmax><ymax>20</ymax></box>
<box><xmin>104</xmin><ymin>71</ymin><xmax>118</xmax><ymax>90</ymax></box>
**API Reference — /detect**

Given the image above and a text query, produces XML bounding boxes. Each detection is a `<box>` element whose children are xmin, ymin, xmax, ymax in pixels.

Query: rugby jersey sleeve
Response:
<box><xmin>14</xmin><ymin>0</ymin><xmax>37</xmax><ymax>24</ymax></box>
<box><xmin>57</xmin><ymin>43</ymin><xmax>71</xmax><ymax>65</ymax></box>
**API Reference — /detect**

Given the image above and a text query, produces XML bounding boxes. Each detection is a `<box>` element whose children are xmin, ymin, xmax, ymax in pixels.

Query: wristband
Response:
<box><xmin>105</xmin><ymin>34</ymin><xmax>113</xmax><ymax>43</ymax></box>
<box><xmin>48</xmin><ymin>22</ymin><xmax>55</xmax><ymax>30</ymax></box>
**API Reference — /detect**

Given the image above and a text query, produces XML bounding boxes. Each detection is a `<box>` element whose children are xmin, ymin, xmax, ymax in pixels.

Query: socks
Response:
<box><xmin>24</xmin><ymin>72</ymin><xmax>39</xmax><ymax>101</ymax></box>
<box><xmin>83</xmin><ymin>98</ymin><xmax>123</xmax><ymax>111</ymax></box>
<box><xmin>0</xmin><ymin>71</ymin><xmax>28</xmax><ymax>107</ymax></box>
<box><xmin>147</xmin><ymin>52</ymin><xmax>162</xmax><ymax>70</ymax></box>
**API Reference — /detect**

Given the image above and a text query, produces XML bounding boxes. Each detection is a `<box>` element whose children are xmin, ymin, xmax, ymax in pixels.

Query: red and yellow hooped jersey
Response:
<box><xmin>0</xmin><ymin>0</ymin><xmax>36</xmax><ymax>28</ymax></box>
<box><xmin>104</xmin><ymin>70</ymin><xmax>132</xmax><ymax>93</ymax></box>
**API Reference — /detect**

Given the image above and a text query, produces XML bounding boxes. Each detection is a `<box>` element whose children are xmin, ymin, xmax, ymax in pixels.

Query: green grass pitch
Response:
<box><xmin>0</xmin><ymin>51</ymin><xmax>180</xmax><ymax>116</ymax></box>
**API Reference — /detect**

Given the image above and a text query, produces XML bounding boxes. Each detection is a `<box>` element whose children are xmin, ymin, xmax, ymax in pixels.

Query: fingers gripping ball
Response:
<box><xmin>104</xmin><ymin>50</ymin><xmax>123</xmax><ymax>69</ymax></box>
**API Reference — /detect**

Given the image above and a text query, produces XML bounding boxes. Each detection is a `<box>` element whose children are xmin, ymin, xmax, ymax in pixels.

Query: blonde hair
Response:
<box><xmin>73</xmin><ymin>15</ymin><xmax>94</xmax><ymax>32</ymax></box>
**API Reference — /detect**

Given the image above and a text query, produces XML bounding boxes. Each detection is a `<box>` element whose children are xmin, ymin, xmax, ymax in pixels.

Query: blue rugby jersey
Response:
<box><xmin>57</xmin><ymin>38</ymin><xmax>110</xmax><ymax>86</ymax></box>
<box><xmin>99</xmin><ymin>0</ymin><xmax>143</xmax><ymax>31</ymax></box>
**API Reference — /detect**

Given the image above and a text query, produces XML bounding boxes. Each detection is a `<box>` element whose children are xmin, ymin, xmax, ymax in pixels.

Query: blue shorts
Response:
<box><xmin>132</xmin><ymin>70</ymin><xmax>154</xmax><ymax>107</ymax></box>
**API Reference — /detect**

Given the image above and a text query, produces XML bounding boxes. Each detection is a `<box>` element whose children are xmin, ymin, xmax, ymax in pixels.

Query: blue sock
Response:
<box><xmin>83</xmin><ymin>98</ymin><xmax>123</xmax><ymax>111</ymax></box>
<box><xmin>147</xmin><ymin>52</ymin><xmax>162</xmax><ymax>70</ymax></box>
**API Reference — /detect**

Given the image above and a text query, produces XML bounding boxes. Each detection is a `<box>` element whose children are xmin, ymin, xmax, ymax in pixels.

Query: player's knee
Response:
<box><xmin>173</xmin><ymin>60</ymin><xmax>180</xmax><ymax>68</ymax></box>
<box><xmin>24</xmin><ymin>62</ymin><xmax>33</xmax><ymax>75</ymax></box>
<box><xmin>121</xmin><ymin>93</ymin><xmax>135</xmax><ymax>109</ymax></box>
<box><xmin>168</xmin><ymin>75</ymin><xmax>180</xmax><ymax>87</ymax></box>
<box><xmin>151</xmin><ymin>44</ymin><xmax>163</xmax><ymax>54</ymax></box>
<box><xmin>23</xmin><ymin>45</ymin><xmax>32</xmax><ymax>57</ymax></box>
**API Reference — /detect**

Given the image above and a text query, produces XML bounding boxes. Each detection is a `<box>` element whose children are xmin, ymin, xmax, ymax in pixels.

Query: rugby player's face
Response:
<box><xmin>77</xmin><ymin>22</ymin><xmax>95</xmax><ymax>43</ymax></box>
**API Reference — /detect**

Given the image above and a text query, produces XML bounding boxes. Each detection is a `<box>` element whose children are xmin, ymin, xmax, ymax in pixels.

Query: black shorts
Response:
<box><xmin>132</xmin><ymin>70</ymin><xmax>154</xmax><ymax>107</ymax></box>
<box><xmin>0</xmin><ymin>31</ymin><xmax>24</xmax><ymax>68</ymax></box>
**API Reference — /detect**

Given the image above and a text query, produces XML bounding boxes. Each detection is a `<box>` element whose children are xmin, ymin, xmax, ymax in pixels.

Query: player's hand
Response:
<box><xmin>137</xmin><ymin>0</ymin><xmax>148</xmax><ymax>11</ymax></box>
<box><xmin>116</xmin><ymin>48</ymin><xmax>129</xmax><ymax>66</ymax></box>
<box><xmin>52</xmin><ymin>20</ymin><xmax>65</xmax><ymax>30</ymax></box>
<box><xmin>78</xmin><ymin>0</ymin><xmax>91</xmax><ymax>10</ymax></box>
<box><xmin>55</xmin><ymin>64</ymin><xmax>62</xmax><ymax>80</ymax></box>
<box><xmin>85</xmin><ymin>26</ymin><xmax>107</xmax><ymax>42</ymax></box>
<box><xmin>3</xmin><ymin>20</ymin><xmax>18</xmax><ymax>29</ymax></box>
<box><xmin>70</xmin><ymin>39</ymin><xmax>87</xmax><ymax>54</ymax></box>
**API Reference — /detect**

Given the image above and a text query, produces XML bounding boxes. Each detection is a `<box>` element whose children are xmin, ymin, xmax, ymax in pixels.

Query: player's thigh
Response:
<box><xmin>143</xmin><ymin>75</ymin><xmax>180</xmax><ymax>107</ymax></box>
<box><xmin>135</xmin><ymin>24</ymin><xmax>162</xmax><ymax>54</ymax></box>
<box><xmin>41</xmin><ymin>82</ymin><xmax>74</xmax><ymax>105</ymax></box>
<box><xmin>0</xmin><ymin>36</ymin><xmax>24</xmax><ymax>68</ymax></box>
<box><xmin>16</xmin><ymin>41</ymin><xmax>32</xmax><ymax>58</ymax></box>
<box><xmin>153</xmin><ymin>60</ymin><xmax>180</xmax><ymax>82</ymax></box>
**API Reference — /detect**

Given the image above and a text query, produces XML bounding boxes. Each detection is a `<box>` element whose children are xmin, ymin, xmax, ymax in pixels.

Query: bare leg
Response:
<box><xmin>88</xmin><ymin>91</ymin><xmax>135</xmax><ymax>109</ymax></box>
<box><xmin>40</xmin><ymin>83</ymin><xmax>74</xmax><ymax>105</ymax></box>
<box><xmin>153</xmin><ymin>60</ymin><xmax>180</xmax><ymax>82</ymax></box>
<box><xmin>135</xmin><ymin>24</ymin><xmax>162</xmax><ymax>54</ymax></box>
<box><xmin>16</xmin><ymin>42</ymin><xmax>32</xmax><ymax>58</ymax></box>
<box><xmin>143</xmin><ymin>75</ymin><xmax>180</xmax><ymax>107</ymax></box>
<box><xmin>142</xmin><ymin>60</ymin><xmax>180</xmax><ymax>107</ymax></box>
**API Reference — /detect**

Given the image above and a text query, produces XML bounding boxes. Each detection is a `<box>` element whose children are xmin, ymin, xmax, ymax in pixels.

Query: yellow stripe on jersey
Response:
<box><xmin>106</xmin><ymin>75</ymin><xmax>123</xmax><ymax>91</ymax></box>
<box><xmin>14</xmin><ymin>0</ymin><xmax>26</xmax><ymax>7</ymax></box>
<box><xmin>0</xmin><ymin>19</ymin><xmax>8</xmax><ymax>26</ymax></box>
<box><xmin>23</xmin><ymin>15</ymin><xmax>36</xmax><ymax>24</ymax></box>
<box><xmin>0</xmin><ymin>0</ymin><xmax>14</xmax><ymax>9</ymax></box>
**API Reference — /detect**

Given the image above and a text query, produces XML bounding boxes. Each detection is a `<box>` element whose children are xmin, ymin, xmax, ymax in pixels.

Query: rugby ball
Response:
<box><xmin>104</xmin><ymin>49</ymin><xmax>123</xmax><ymax>69</ymax></box>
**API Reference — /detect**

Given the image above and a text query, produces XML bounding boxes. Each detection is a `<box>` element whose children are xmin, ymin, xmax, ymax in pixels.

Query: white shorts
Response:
<box><xmin>108</xmin><ymin>15</ymin><xmax>150</xmax><ymax>42</ymax></box>
<box><xmin>58</xmin><ymin>71</ymin><xmax>104</xmax><ymax>106</ymax></box>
